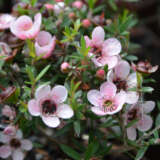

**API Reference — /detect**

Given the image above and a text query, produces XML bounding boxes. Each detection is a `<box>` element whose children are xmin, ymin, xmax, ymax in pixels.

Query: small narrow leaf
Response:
<box><xmin>135</xmin><ymin>146</ymin><xmax>148</xmax><ymax>160</ymax></box>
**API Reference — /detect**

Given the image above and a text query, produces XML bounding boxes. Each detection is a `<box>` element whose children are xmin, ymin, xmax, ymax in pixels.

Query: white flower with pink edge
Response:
<box><xmin>84</xmin><ymin>26</ymin><xmax>121</xmax><ymax>69</ymax></box>
<box><xmin>124</xmin><ymin>101</ymin><xmax>155</xmax><ymax>140</ymax></box>
<box><xmin>87</xmin><ymin>81</ymin><xmax>126</xmax><ymax>116</ymax></box>
<box><xmin>0</xmin><ymin>127</ymin><xmax>32</xmax><ymax>160</ymax></box>
<box><xmin>10</xmin><ymin>13</ymin><xmax>41</xmax><ymax>40</ymax></box>
<box><xmin>28</xmin><ymin>84</ymin><xmax>74</xmax><ymax>128</ymax></box>
<box><xmin>107</xmin><ymin>60</ymin><xmax>139</xmax><ymax>104</ymax></box>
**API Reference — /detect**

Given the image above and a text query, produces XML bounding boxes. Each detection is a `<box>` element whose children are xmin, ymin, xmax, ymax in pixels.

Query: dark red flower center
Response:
<box><xmin>113</xmin><ymin>79</ymin><xmax>127</xmax><ymax>92</ymax></box>
<box><xmin>127</xmin><ymin>108</ymin><xmax>138</xmax><ymax>122</ymax></box>
<box><xmin>10</xmin><ymin>138</ymin><xmax>21</xmax><ymax>148</ymax></box>
<box><xmin>103</xmin><ymin>100</ymin><xmax>117</xmax><ymax>112</ymax></box>
<box><xmin>42</xmin><ymin>100</ymin><xmax>57</xmax><ymax>115</ymax></box>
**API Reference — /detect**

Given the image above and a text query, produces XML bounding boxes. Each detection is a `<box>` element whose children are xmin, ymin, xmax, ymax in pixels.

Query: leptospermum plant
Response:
<box><xmin>0</xmin><ymin>0</ymin><xmax>159</xmax><ymax>160</ymax></box>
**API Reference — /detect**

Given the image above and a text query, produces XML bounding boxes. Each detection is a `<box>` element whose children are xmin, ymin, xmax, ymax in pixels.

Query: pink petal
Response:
<box><xmin>127</xmin><ymin>127</ymin><xmax>137</xmax><ymax>140</ymax></box>
<box><xmin>114</xmin><ymin>60</ymin><xmax>130</xmax><ymax>80</ymax></box>
<box><xmin>87</xmin><ymin>90</ymin><xmax>103</xmax><ymax>107</ymax></box>
<box><xmin>12</xmin><ymin>150</ymin><xmax>24</xmax><ymax>160</ymax></box>
<box><xmin>3</xmin><ymin>125</ymin><xmax>16</xmax><ymax>136</ymax></box>
<box><xmin>102</xmin><ymin>38</ymin><xmax>121</xmax><ymax>56</ymax></box>
<box><xmin>111</xmin><ymin>91</ymin><xmax>126</xmax><ymax>114</ymax></box>
<box><xmin>100</xmin><ymin>82</ymin><xmax>117</xmax><ymax>100</ymax></box>
<box><xmin>0</xmin><ymin>145</ymin><xmax>11</xmax><ymax>158</ymax></box>
<box><xmin>91</xmin><ymin>106</ymin><xmax>107</xmax><ymax>116</ymax></box>
<box><xmin>35</xmin><ymin>85</ymin><xmax>51</xmax><ymax>99</ymax></box>
<box><xmin>57</xmin><ymin>104</ymin><xmax>74</xmax><ymax>119</ymax></box>
<box><xmin>107</xmin><ymin>70</ymin><xmax>116</xmax><ymax>82</ymax></box>
<box><xmin>98</xmin><ymin>56</ymin><xmax>118</xmax><ymax>69</ymax></box>
<box><xmin>137</xmin><ymin>115</ymin><xmax>153</xmax><ymax>132</ymax></box>
<box><xmin>127</xmin><ymin>73</ymin><xmax>137</xmax><ymax>89</ymax></box>
<box><xmin>28</xmin><ymin>99</ymin><xmax>40</xmax><ymax>116</ymax></box>
<box><xmin>125</xmin><ymin>91</ymin><xmax>139</xmax><ymax>104</ymax></box>
<box><xmin>84</xmin><ymin>36</ymin><xmax>92</xmax><ymax>48</ymax></box>
<box><xmin>142</xmin><ymin>101</ymin><xmax>155</xmax><ymax>114</ymax></box>
<box><xmin>51</xmin><ymin>85</ymin><xmax>68</xmax><ymax>104</ymax></box>
<box><xmin>21</xmin><ymin>140</ymin><xmax>32</xmax><ymax>151</ymax></box>
<box><xmin>42</xmin><ymin>116</ymin><xmax>60</xmax><ymax>128</ymax></box>
<box><xmin>92</xmin><ymin>26</ymin><xmax>105</xmax><ymax>48</ymax></box>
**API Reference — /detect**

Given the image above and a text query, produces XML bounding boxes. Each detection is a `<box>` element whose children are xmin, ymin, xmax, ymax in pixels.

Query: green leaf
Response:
<box><xmin>125</xmin><ymin>55</ymin><xmax>138</xmax><ymax>61</ymax></box>
<box><xmin>74</xmin><ymin>121</ymin><xmax>81</xmax><ymax>137</ymax></box>
<box><xmin>104</xmin><ymin>64</ymin><xmax>108</xmax><ymax>73</ymax></box>
<box><xmin>59</xmin><ymin>144</ymin><xmax>81</xmax><ymax>160</ymax></box>
<box><xmin>140</xmin><ymin>87</ymin><xmax>154</xmax><ymax>93</ymax></box>
<box><xmin>26</xmin><ymin>65</ymin><xmax>35</xmax><ymax>84</ymax></box>
<box><xmin>35</xmin><ymin>65</ymin><xmax>50</xmax><ymax>82</ymax></box>
<box><xmin>31</xmin><ymin>0</ymin><xmax>38</xmax><ymax>6</ymax></box>
<box><xmin>84</xmin><ymin>140</ymin><xmax>99</xmax><ymax>160</ymax></box>
<box><xmin>136</xmin><ymin>72</ymin><xmax>143</xmax><ymax>88</ymax></box>
<box><xmin>155</xmin><ymin>114</ymin><xmax>160</xmax><ymax>127</ymax></box>
<box><xmin>135</xmin><ymin>146</ymin><xmax>148</xmax><ymax>160</ymax></box>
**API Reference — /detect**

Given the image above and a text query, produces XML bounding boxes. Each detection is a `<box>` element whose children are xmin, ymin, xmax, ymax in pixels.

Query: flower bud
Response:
<box><xmin>61</xmin><ymin>62</ymin><xmax>70</xmax><ymax>73</ymax></box>
<box><xmin>96</xmin><ymin>69</ymin><xmax>105</xmax><ymax>80</ymax></box>
<box><xmin>69</xmin><ymin>12</ymin><xmax>76</xmax><ymax>19</ymax></box>
<box><xmin>45</xmin><ymin>3</ymin><xmax>54</xmax><ymax>10</ymax></box>
<box><xmin>82</xmin><ymin>19</ymin><xmax>91</xmax><ymax>28</ymax></box>
<box><xmin>72</xmin><ymin>1</ymin><xmax>83</xmax><ymax>9</ymax></box>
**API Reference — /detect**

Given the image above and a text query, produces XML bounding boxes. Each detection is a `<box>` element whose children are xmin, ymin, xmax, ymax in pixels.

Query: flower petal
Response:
<box><xmin>21</xmin><ymin>140</ymin><xmax>32</xmax><ymax>151</ymax></box>
<box><xmin>28</xmin><ymin>99</ymin><xmax>40</xmax><ymax>116</ymax></box>
<box><xmin>127</xmin><ymin>73</ymin><xmax>137</xmax><ymax>89</ymax></box>
<box><xmin>57</xmin><ymin>104</ymin><xmax>74</xmax><ymax>119</ymax></box>
<box><xmin>100</xmin><ymin>82</ymin><xmax>117</xmax><ymax>100</ymax></box>
<box><xmin>91</xmin><ymin>106</ymin><xmax>107</xmax><ymax>116</ymax></box>
<box><xmin>12</xmin><ymin>150</ymin><xmax>24</xmax><ymax>160</ymax></box>
<box><xmin>142</xmin><ymin>101</ymin><xmax>155</xmax><ymax>114</ymax></box>
<box><xmin>114</xmin><ymin>60</ymin><xmax>130</xmax><ymax>80</ymax></box>
<box><xmin>0</xmin><ymin>145</ymin><xmax>11</xmax><ymax>158</ymax></box>
<box><xmin>84</xmin><ymin>36</ymin><xmax>92</xmax><ymax>48</ymax></box>
<box><xmin>127</xmin><ymin>127</ymin><xmax>137</xmax><ymax>140</ymax></box>
<box><xmin>35</xmin><ymin>85</ymin><xmax>51</xmax><ymax>99</ymax></box>
<box><xmin>51</xmin><ymin>85</ymin><xmax>68</xmax><ymax>104</ymax></box>
<box><xmin>137</xmin><ymin>115</ymin><xmax>153</xmax><ymax>132</ymax></box>
<box><xmin>92</xmin><ymin>26</ymin><xmax>105</xmax><ymax>47</ymax></box>
<box><xmin>125</xmin><ymin>91</ymin><xmax>139</xmax><ymax>104</ymax></box>
<box><xmin>42</xmin><ymin>116</ymin><xmax>60</xmax><ymax>128</ymax></box>
<box><xmin>0</xmin><ymin>133</ymin><xmax>10</xmax><ymax>143</ymax></box>
<box><xmin>15</xmin><ymin>130</ymin><xmax>23</xmax><ymax>139</ymax></box>
<box><xmin>102</xmin><ymin>38</ymin><xmax>121</xmax><ymax>56</ymax></box>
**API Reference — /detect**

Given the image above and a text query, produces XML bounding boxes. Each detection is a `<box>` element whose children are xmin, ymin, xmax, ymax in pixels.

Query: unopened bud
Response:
<box><xmin>61</xmin><ymin>62</ymin><xmax>70</xmax><ymax>73</ymax></box>
<box><xmin>96</xmin><ymin>69</ymin><xmax>105</xmax><ymax>80</ymax></box>
<box><xmin>82</xmin><ymin>19</ymin><xmax>91</xmax><ymax>28</ymax></box>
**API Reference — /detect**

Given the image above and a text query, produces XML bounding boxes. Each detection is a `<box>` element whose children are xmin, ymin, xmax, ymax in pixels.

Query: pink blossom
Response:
<box><xmin>53</xmin><ymin>2</ymin><xmax>66</xmax><ymax>14</ymax></box>
<box><xmin>87</xmin><ymin>82</ymin><xmax>126</xmax><ymax>116</ymax></box>
<box><xmin>10</xmin><ymin>13</ymin><xmax>42</xmax><ymax>40</ymax></box>
<box><xmin>35</xmin><ymin>31</ymin><xmax>56</xmax><ymax>58</ymax></box>
<box><xmin>2</xmin><ymin>105</ymin><xmax>16</xmax><ymax>120</ymax></box>
<box><xmin>45</xmin><ymin>3</ymin><xmax>54</xmax><ymax>10</ymax></box>
<box><xmin>85</xmin><ymin>26</ymin><xmax>121</xmax><ymax>69</ymax></box>
<box><xmin>107</xmin><ymin>60</ymin><xmax>139</xmax><ymax>104</ymax></box>
<box><xmin>28</xmin><ymin>85</ymin><xmax>74</xmax><ymax>128</ymax></box>
<box><xmin>124</xmin><ymin>101</ymin><xmax>155</xmax><ymax>140</ymax></box>
<box><xmin>0</xmin><ymin>14</ymin><xmax>15</xmax><ymax>30</ymax></box>
<box><xmin>69</xmin><ymin>12</ymin><xmax>75</xmax><ymax>19</ymax></box>
<box><xmin>3</xmin><ymin>126</ymin><xmax>17</xmax><ymax>136</ymax></box>
<box><xmin>72</xmin><ymin>1</ymin><xmax>83</xmax><ymax>9</ymax></box>
<box><xmin>96</xmin><ymin>69</ymin><xmax>105</xmax><ymax>80</ymax></box>
<box><xmin>0</xmin><ymin>128</ymin><xmax>32</xmax><ymax>160</ymax></box>
<box><xmin>82</xmin><ymin>19</ymin><xmax>91</xmax><ymax>28</ymax></box>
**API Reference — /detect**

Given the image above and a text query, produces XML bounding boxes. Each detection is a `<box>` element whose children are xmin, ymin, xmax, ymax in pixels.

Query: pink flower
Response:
<box><xmin>124</xmin><ymin>101</ymin><xmax>155</xmax><ymax>140</ymax></box>
<box><xmin>61</xmin><ymin>62</ymin><xmax>70</xmax><ymax>73</ymax></box>
<box><xmin>10</xmin><ymin>13</ymin><xmax>42</xmax><ymax>40</ymax></box>
<box><xmin>45</xmin><ymin>3</ymin><xmax>54</xmax><ymax>10</ymax></box>
<box><xmin>87</xmin><ymin>82</ymin><xmax>126</xmax><ymax>116</ymax></box>
<box><xmin>28</xmin><ymin>85</ymin><xmax>74</xmax><ymax>128</ymax></box>
<box><xmin>2</xmin><ymin>105</ymin><xmax>16</xmax><ymax>120</ymax></box>
<box><xmin>3</xmin><ymin>126</ymin><xmax>17</xmax><ymax>136</ymax></box>
<box><xmin>0</xmin><ymin>14</ymin><xmax>15</xmax><ymax>30</ymax></box>
<box><xmin>85</xmin><ymin>26</ymin><xmax>121</xmax><ymax>69</ymax></box>
<box><xmin>0</xmin><ymin>128</ymin><xmax>32</xmax><ymax>160</ymax></box>
<box><xmin>72</xmin><ymin>1</ymin><xmax>83</xmax><ymax>9</ymax></box>
<box><xmin>35</xmin><ymin>31</ymin><xmax>56</xmax><ymax>58</ymax></box>
<box><xmin>107</xmin><ymin>60</ymin><xmax>139</xmax><ymax>104</ymax></box>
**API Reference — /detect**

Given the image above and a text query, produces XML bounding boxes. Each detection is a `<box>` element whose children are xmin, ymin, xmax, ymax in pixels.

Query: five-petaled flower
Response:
<box><xmin>87</xmin><ymin>81</ymin><xmax>126</xmax><ymax>116</ymax></box>
<box><xmin>10</xmin><ymin>13</ymin><xmax>41</xmax><ymax>40</ymax></box>
<box><xmin>28</xmin><ymin>85</ymin><xmax>74</xmax><ymax>128</ymax></box>
<box><xmin>0</xmin><ymin>127</ymin><xmax>32</xmax><ymax>160</ymax></box>
<box><xmin>124</xmin><ymin>101</ymin><xmax>155</xmax><ymax>140</ymax></box>
<box><xmin>85</xmin><ymin>26</ymin><xmax>121</xmax><ymax>69</ymax></box>
<box><xmin>107</xmin><ymin>60</ymin><xmax>139</xmax><ymax>104</ymax></box>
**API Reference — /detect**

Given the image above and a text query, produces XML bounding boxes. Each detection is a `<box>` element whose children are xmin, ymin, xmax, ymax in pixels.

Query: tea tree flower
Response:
<box><xmin>2</xmin><ymin>105</ymin><xmax>16</xmax><ymax>120</ymax></box>
<box><xmin>28</xmin><ymin>85</ymin><xmax>73</xmax><ymax>128</ymax></box>
<box><xmin>87</xmin><ymin>82</ymin><xmax>126</xmax><ymax>115</ymax></box>
<box><xmin>35</xmin><ymin>31</ymin><xmax>56</xmax><ymax>58</ymax></box>
<box><xmin>0</xmin><ymin>14</ymin><xmax>15</xmax><ymax>30</ymax></box>
<box><xmin>107</xmin><ymin>60</ymin><xmax>139</xmax><ymax>104</ymax></box>
<box><xmin>124</xmin><ymin>101</ymin><xmax>155</xmax><ymax>140</ymax></box>
<box><xmin>0</xmin><ymin>128</ymin><xmax>32</xmax><ymax>160</ymax></box>
<box><xmin>85</xmin><ymin>26</ymin><xmax>121</xmax><ymax>69</ymax></box>
<box><xmin>10</xmin><ymin>13</ymin><xmax>41</xmax><ymax>40</ymax></box>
